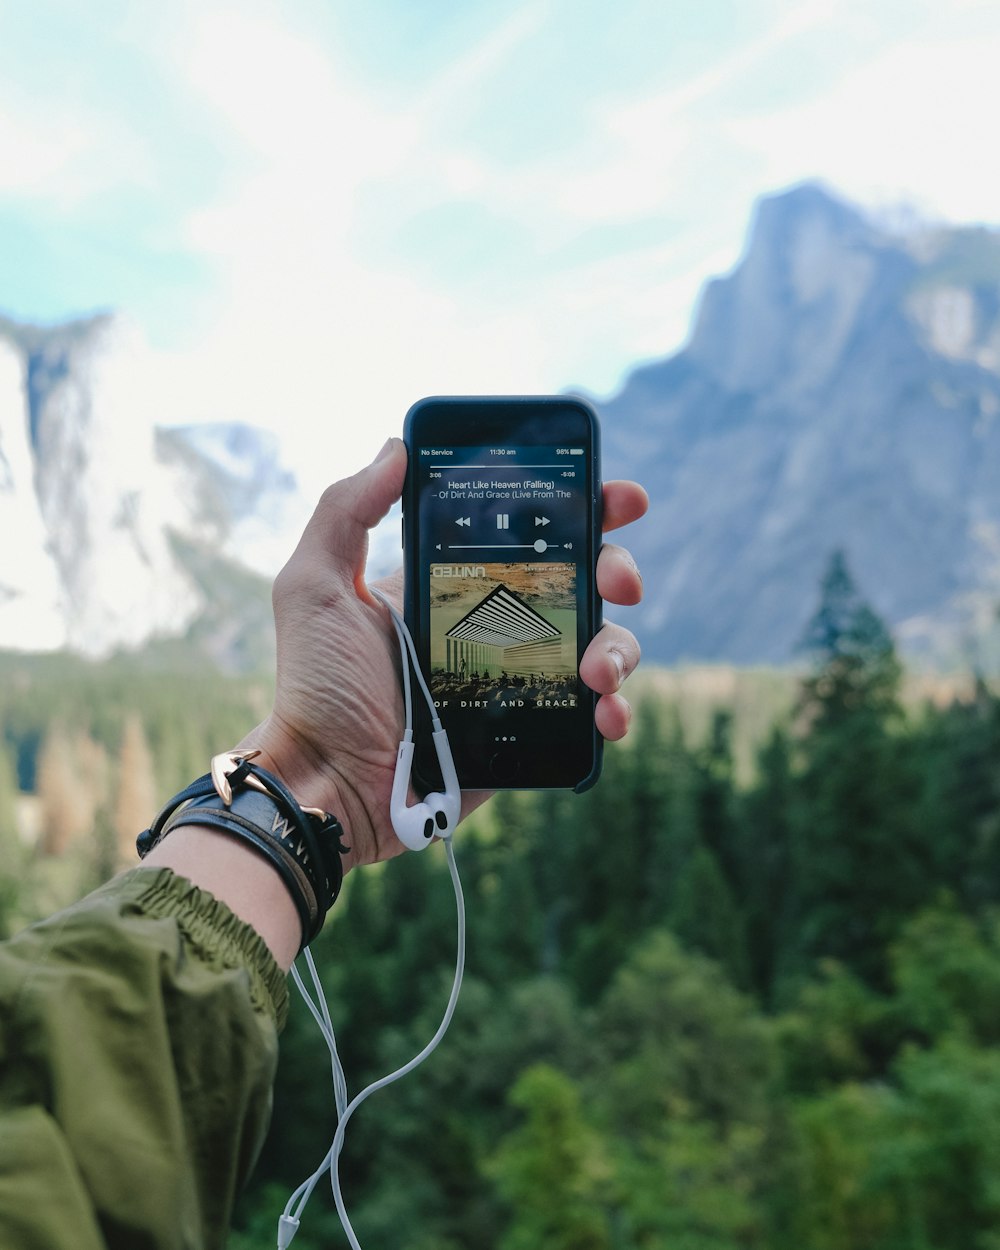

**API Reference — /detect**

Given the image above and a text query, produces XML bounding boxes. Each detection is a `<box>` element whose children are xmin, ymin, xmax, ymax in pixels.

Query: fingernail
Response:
<box><xmin>610</xmin><ymin>648</ymin><xmax>626</xmax><ymax>688</ymax></box>
<box><xmin>375</xmin><ymin>437</ymin><xmax>396</xmax><ymax>463</ymax></box>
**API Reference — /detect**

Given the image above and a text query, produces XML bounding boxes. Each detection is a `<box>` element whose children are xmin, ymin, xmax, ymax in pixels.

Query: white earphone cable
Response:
<box><xmin>371</xmin><ymin>587</ymin><xmax>443</xmax><ymax>736</ymax></box>
<box><xmin>279</xmin><ymin>840</ymin><xmax>466</xmax><ymax>1249</ymax></box>
<box><xmin>290</xmin><ymin>949</ymin><xmax>348</xmax><ymax>1116</ymax></box>
<box><xmin>278</xmin><ymin>589</ymin><xmax>465</xmax><ymax>1250</ymax></box>
<box><xmin>329</xmin><ymin>836</ymin><xmax>465</xmax><ymax>1248</ymax></box>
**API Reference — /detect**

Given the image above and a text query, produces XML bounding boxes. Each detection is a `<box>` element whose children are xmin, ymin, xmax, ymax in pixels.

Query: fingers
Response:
<box><xmin>591</xmin><ymin>498</ymin><xmax>644</xmax><ymax>738</ymax></box>
<box><xmin>595</xmin><ymin>692</ymin><xmax>633</xmax><ymax>742</ymax></box>
<box><xmin>602</xmin><ymin>480</ymin><xmax>648</xmax><ymax>534</ymax></box>
<box><xmin>597</xmin><ymin>542</ymin><xmax>642</xmax><ymax>607</ymax></box>
<box><xmin>580</xmin><ymin>620</ymin><xmax>640</xmax><ymax>698</ymax></box>
<box><xmin>580</xmin><ymin>621</ymin><xmax>641</xmax><ymax>742</ymax></box>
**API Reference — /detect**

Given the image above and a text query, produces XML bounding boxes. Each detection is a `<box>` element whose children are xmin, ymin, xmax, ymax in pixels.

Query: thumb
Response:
<box><xmin>295</xmin><ymin>437</ymin><xmax>407</xmax><ymax>586</ymax></box>
<box><xmin>333</xmin><ymin>436</ymin><xmax>407</xmax><ymax>531</ymax></box>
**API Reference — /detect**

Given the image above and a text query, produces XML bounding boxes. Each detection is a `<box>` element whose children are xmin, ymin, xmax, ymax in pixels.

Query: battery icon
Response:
<box><xmin>569</xmin><ymin>448</ymin><xmax>584</xmax><ymax>455</ymax></box>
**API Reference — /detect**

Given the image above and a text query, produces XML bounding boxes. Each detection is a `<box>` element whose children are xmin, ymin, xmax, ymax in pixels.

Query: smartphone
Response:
<box><xmin>403</xmin><ymin>395</ymin><xmax>602</xmax><ymax>792</ymax></box>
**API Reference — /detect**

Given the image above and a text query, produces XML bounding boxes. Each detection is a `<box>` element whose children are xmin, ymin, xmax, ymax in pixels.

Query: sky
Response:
<box><xmin>2</xmin><ymin>0</ymin><xmax>1000</xmax><ymax>494</ymax></box>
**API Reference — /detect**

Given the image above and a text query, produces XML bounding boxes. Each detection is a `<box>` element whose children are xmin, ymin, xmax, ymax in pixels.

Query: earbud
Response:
<box><xmin>390</xmin><ymin>731</ymin><xmax>461</xmax><ymax>852</ymax></box>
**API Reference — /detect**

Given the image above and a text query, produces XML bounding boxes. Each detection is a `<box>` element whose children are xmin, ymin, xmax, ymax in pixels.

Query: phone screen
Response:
<box><xmin>404</xmin><ymin>397</ymin><xmax>602</xmax><ymax>791</ymax></box>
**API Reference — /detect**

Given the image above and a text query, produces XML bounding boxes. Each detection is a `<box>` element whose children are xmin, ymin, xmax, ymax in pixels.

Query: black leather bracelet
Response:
<box><xmin>137</xmin><ymin>753</ymin><xmax>349</xmax><ymax>949</ymax></box>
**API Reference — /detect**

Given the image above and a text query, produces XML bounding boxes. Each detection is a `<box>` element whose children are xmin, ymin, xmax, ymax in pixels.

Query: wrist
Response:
<box><xmin>237</xmin><ymin>716</ymin><xmax>370</xmax><ymax>871</ymax></box>
<box><xmin>138</xmin><ymin>748</ymin><xmax>350</xmax><ymax>955</ymax></box>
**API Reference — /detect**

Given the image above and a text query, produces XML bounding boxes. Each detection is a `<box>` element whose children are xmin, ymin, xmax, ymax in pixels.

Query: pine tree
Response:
<box><xmin>0</xmin><ymin>739</ymin><xmax>23</xmax><ymax>937</ymax></box>
<box><xmin>35</xmin><ymin>724</ymin><xmax>108</xmax><ymax>857</ymax></box>
<box><xmin>790</xmin><ymin>551</ymin><xmax>923</xmax><ymax>985</ymax></box>
<box><xmin>798</xmin><ymin>549</ymin><xmax>901</xmax><ymax>727</ymax></box>
<box><xmin>739</xmin><ymin>727</ymin><xmax>796</xmax><ymax>1003</ymax></box>
<box><xmin>670</xmin><ymin>843</ymin><xmax>750</xmax><ymax>987</ymax></box>
<box><xmin>908</xmin><ymin>682</ymin><xmax>1000</xmax><ymax>913</ymax></box>
<box><xmin>490</xmin><ymin>1064</ymin><xmax>611</xmax><ymax>1250</ymax></box>
<box><xmin>113</xmin><ymin>713</ymin><xmax>157</xmax><ymax>869</ymax></box>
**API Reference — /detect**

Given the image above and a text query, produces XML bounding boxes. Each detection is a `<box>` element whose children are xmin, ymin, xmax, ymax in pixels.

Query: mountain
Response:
<box><xmin>5</xmin><ymin>183</ymin><xmax>1000</xmax><ymax>669</ymax></box>
<box><xmin>594</xmin><ymin>182</ymin><xmax>1000</xmax><ymax>666</ymax></box>
<box><xmin>0</xmin><ymin>312</ymin><xmax>304</xmax><ymax>664</ymax></box>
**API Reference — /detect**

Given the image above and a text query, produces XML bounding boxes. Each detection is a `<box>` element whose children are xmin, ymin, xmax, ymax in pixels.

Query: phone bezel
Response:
<box><xmin>403</xmin><ymin>395</ymin><xmax>603</xmax><ymax>793</ymax></box>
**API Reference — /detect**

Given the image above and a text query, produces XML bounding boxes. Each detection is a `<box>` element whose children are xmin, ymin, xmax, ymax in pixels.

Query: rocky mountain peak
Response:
<box><xmin>597</xmin><ymin>183</ymin><xmax>1000</xmax><ymax>666</ymax></box>
<box><xmin>0</xmin><ymin>311</ymin><xmax>301</xmax><ymax>660</ymax></box>
<box><xmin>687</xmin><ymin>182</ymin><xmax>886</xmax><ymax>396</ymax></box>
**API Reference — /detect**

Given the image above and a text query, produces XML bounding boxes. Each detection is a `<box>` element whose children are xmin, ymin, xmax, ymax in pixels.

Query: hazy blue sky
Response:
<box><xmin>2</xmin><ymin>0</ymin><xmax>999</xmax><ymax>487</ymax></box>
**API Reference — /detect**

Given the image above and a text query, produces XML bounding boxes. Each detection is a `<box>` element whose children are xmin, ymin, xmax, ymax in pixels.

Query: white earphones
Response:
<box><xmin>372</xmin><ymin>588</ymin><xmax>461</xmax><ymax>851</ymax></box>
<box><xmin>390</xmin><ymin>732</ymin><xmax>460</xmax><ymax>850</ymax></box>
<box><xmin>277</xmin><ymin>587</ymin><xmax>467</xmax><ymax>1250</ymax></box>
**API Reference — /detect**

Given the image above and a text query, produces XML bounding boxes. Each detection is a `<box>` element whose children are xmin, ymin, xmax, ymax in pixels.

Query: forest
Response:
<box><xmin>4</xmin><ymin>554</ymin><xmax>1000</xmax><ymax>1249</ymax></box>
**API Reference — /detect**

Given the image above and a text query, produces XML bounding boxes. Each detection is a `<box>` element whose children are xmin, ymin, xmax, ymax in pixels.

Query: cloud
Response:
<box><xmin>0</xmin><ymin>82</ymin><xmax>154</xmax><ymax>209</ymax></box>
<box><xmin>141</xmin><ymin>5</ymin><xmax>617</xmax><ymax>483</ymax></box>
<box><xmin>10</xmin><ymin>0</ymin><xmax>1000</xmax><ymax>496</ymax></box>
<box><xmin>138</xmin><ymin>2</ymin><xmax>813</xmax><ymax>484</ymax></box>
<box><xmin>725</xmin><ymin>37</ymin><xmax>1000</xmax><ymax>223</ymax></box>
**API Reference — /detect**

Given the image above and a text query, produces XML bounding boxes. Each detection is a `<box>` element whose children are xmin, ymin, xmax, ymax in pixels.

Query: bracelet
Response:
<box><xmin>137</xmin><ymin>750</ymin><xmax>349</xmax><ymax>949</ymax></box>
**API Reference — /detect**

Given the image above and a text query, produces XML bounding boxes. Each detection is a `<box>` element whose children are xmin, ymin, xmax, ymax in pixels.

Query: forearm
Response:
<box><xmin>142</xmin><ymin>825</ymin><xmax>302</xmax><ymax>971</ymax></box>
<box><xmin>0</xmin><ymin>867</ymin><xmax>286</xmax><ymax>1250</ymax></box>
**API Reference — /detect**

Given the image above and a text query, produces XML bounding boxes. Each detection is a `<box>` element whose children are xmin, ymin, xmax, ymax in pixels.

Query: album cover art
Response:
<box><xmin>429</xmin><ymin>562</ymin><xmax>578</xmax><ymax>707</ymax></box>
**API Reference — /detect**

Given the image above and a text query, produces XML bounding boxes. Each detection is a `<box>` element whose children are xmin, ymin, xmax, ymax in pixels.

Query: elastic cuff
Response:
<box><xmin>112</xmin><ymin>866</ymin><xmax>289</xmax><ymax>1030</ymax></box>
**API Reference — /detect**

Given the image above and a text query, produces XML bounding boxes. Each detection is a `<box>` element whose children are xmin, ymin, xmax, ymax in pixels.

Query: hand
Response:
<box><xmin>247</xmin><ymin>438</ymin><xmax>647</xmax><ymax>872</ymax></box>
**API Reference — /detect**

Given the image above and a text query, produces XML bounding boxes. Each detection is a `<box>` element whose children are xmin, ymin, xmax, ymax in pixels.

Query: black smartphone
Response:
<box><xmin>403</xmin><ymin>395</ymin><xmax>602</xmax><ymax>792</ymax></box>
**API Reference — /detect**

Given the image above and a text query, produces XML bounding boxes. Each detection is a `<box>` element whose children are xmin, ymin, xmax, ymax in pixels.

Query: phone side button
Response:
<box><xmin>488</xmin><ymin>753</ymin><xmax>521</xmax><ymax>784</ymax></box>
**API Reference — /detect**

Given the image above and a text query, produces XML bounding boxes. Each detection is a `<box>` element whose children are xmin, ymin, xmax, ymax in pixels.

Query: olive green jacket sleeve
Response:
<box><xmin>0</xmin><ymin>866</ymin><xmax>289</xmax><ymax>1250</ymax></box>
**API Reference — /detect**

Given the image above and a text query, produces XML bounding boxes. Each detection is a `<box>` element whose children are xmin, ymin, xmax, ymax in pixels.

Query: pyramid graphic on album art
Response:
<box><xmin>447</xmin><ymin>584</ymin><xmax>558</xmax><ymax>645</ymax></box>
<box><xmin>445</xmin><ymin>584</ymin><xmax>562</xmax><ymax>671</ymax></box>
